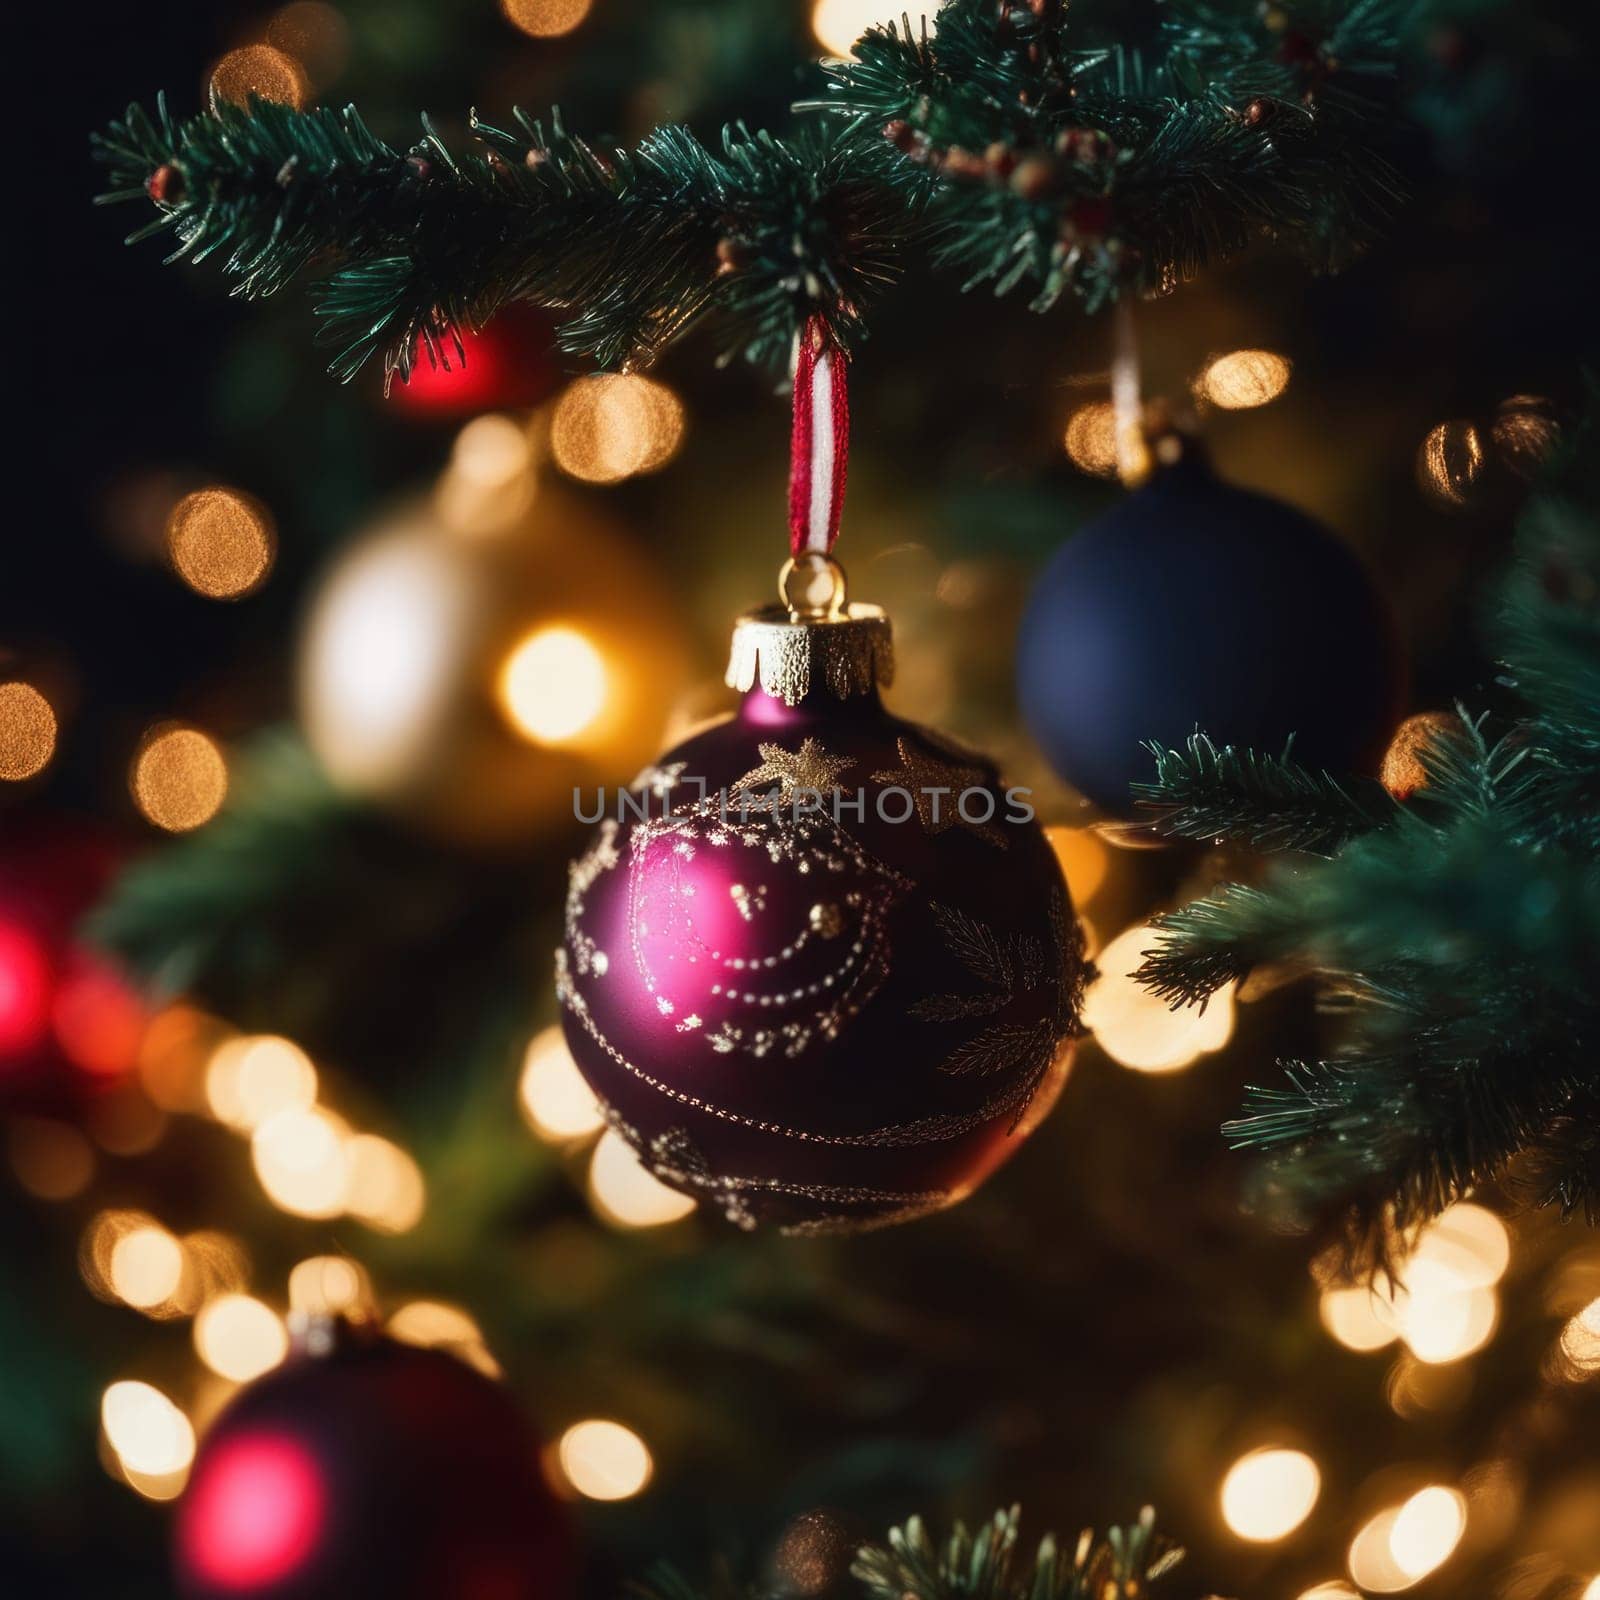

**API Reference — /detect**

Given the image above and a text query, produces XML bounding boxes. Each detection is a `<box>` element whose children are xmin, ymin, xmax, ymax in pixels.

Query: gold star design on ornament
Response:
<box><xmin>871</xmin><ymin>737</ymin><xmax>1008</xmax><ymax>849</ymax></box>
<box><xmin>732</xmin><ymin>739</ymin><xmax>855</xmax><ymax>807</ymax></box>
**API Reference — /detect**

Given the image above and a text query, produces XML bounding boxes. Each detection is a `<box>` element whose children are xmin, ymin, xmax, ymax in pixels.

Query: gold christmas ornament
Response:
<box><xmin>297</xmin><ymin>488</ymin><xmax>689</xmax><ymax>845</ymax></box>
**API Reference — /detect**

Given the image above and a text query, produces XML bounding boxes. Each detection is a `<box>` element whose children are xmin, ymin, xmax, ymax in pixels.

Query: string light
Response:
<box><xmin>1557</xmin><ymin>1296</ymin><xmax>1600</xmax><ymax>1378</ymax></box>
<box><xmin>1388</xmin><ymin>1487</ymin><xmax>1466</xmax><ymax>1580</ymax></box>
<box><xmin>451</xmin><ymin>413</ymin><xmax>534</xmax><ymax>489</ymax></box>
<box><xmin>1219</xmin><ymin>1447</ymin><xmax>1321</xmax><ymax>1542</ymax></box>
<box><xmin>206</xmin><ymin>1035</ymin><xmax>318</xmax><ymax>1131</ymax></box>
<box><xmin>265</xmin><ymin>2</ymin><xmax>350</xmax><ymax>90</ymax></box>
<box><xmin>0</xmin><ymin>681</ymin><xmax>57</xmax><ymax>780</ymax></box>
<box><xmin>387</xmin><ymin>1300</ymin><xmax>500</xmax><ymax>1377</ymax></box>
<box><xmin>548</xmin><ymin>374</ymin><xmax>686</xmax><ymax>484</ymax></box>
<box><xmin>52</xmin><ymin>960</ymin><xmax>145</xmax><ymax>1078</ymax></box>
<box><xmin>1348</xmin><ymin>1488</ymin><xmax>1468</xmax><ymax>1592</ymax></box>
<box><xmin>1045</xmin><ymin>826</ymin><xmax>1110</xmax><ymax>908</ymax></box>
<box><xmin>1196</xmin><ymin>349</ymin><xmax>1291</xmax><ymax>409</ymax></box>
<box><xmin>501</xmin><ymin>0</ymin><xmax>593</xmax><ymax>38</ymax></box>
<box><xmin>194</xmin><ymin>1295</ymin><xmax>290</xmax><ymax>1382</ymax></box>
<box><xmin>497</xmin><ymin>626</ymin><xmax>609</xmax><ymax>745</ymax></box>
<box><xmin>166</xmin><ymin>488</ymin><xmax>276</xmax><ymax>599</ymax></box>
<box><xmin>1320</xmin><ymin>1285</ymin><xmax>1399</xmax><ymax>1352</ymax></box>
<box><xmin>251</xmin><ymin>1107</ymin><xmax>350</xmax><ymax>1218</ymax></box>
<box><xmin>6</xmin><ymin>1116</ymin><xmax>95</xmax><ymax>1201</ymax></box>
<box><xmin>1082</xmin><ymin>923</ymin><xmax>1237</xmax><ymax>1072</ymax></box>
<box><xmin>588</xmin><ymin>1129</ymin><xmax>697</xmax><ymax>1228</ymax></box>
<box><xmin>131</xmin><ymin>725</ymin><xmax>229</xmax><ymax>832</ymax></box>
<box><xmin>102</xmin><ymin>1380</ymin><xmax>196</xmax><ymax>1478</ymax></box>
<box><xmin>109</xmin><ymin>1224</ymin><xmax>187</xmax><ymax>1311</ymax></box>
<box><xmin>1063</xmin><ymin>401</ymin><xmax>1119</xmax><ymax>477</ymax></box>
<box><xmin>288</xmin><ymin>1255</ymin><xmax>371</xmax><ymax>1317</ymax></box>
<box><xmin>555</xmin><ymin>1419</ymin><xmax>653</xmax><ymax>1500</ymax></box>
<box><xmin>519</xmin><ymin>1026</ymin><xmax>605</xmax><ymax>1142</ymax></box>
<box><xmin>811</xmin><ymin>0</ymin><xmax>913</xmax><ymax>56</ymax></box>
<box><xmin>340</xmin><ymin>1134</ymin><xmax>426</xmax><ymax>1233</ymax></box>
<box><xmin>1417</xmin><ymin>420</ymin><xmax>1484</xmax><ymax>508</ymax></box>
<box><xmin>209</xmin><ymin>44</ymin><xmax>308</xmax><ymax>111</ymax></box>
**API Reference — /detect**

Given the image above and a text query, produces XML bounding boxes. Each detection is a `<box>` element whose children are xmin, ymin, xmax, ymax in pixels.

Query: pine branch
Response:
<box><xmin>1131</xmin><ymin>732</ymin><xmax>1394</xmax><ymax>854</ymax></box>
<box><xmin>1136</xmin><ymin>417</ymin><xmax>1600</xmax><ymax>1268</ymax></box>
<box><xmin>812</xmin><ymin>0</ymin><xmax>1412</xmax><ymax>311</ymax></box>
<box><xmin>94</xmin><ymin>96</ymin><xmax>929</xmax><ymax>383</ymax></box>
<box><xmin>853</xmin><ymin>1507</ymin><xmax>1182</xmax><ymax>1600</ymax></box>
<box><xmin>94</xmin><ymin>1</ymin><xmax>1424</xmax><ymax>379</ymax></box>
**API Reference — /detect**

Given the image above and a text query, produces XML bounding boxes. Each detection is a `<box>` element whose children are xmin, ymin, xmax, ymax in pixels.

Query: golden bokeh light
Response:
<box><xmin>497</xmin><ymin>626</ymin><xmax>609</xmax><ymax>746</ymax></box>
<box><xmin>181</xmin><ymin>1231</ymin><xmax>251</xmax><ymax>1303</ymax></box>
<box><xmin>166</xmin><ymin>487</ymin><xmax>276</xmax><ymax>600</ymax></box>
<box><xmin>251</xmin><ymin>1106</ymin><xmax>350</xmax><ymax>1218</ymax></box>
<box><xmin>0</xmin><ymin>681</ymin><xmax>57</xmax><ymax>781</ymax></box>
<box><xmin>1490</xmin><ymin>394</ymin><xmax>1561</xmax><ymax>477</ymax></box>
<box><xmin>501</xmin><ymin>0</ymin><xmax>593</xmax><ymax>38</ymax></box>
<box><xmin>6</xmin><ymin>1116</ymin><xmax>95</xmax><ymax>1201</ymax></box>
<box><xmin>109</xmin><ymin>1224</ymin><xmax>187</xmax><ymax>1310</ymax></box>
<box><xmin>1063</xmin><ymin>401</ymin><xmax>1119</xmax><ymax>478</ymax></box>
<box><xmin>1320</xmin><ymin>1285</ymin><xmax>1399</xmax><ymax>1352</ymax></box>
<box><xmin>1219</xmin><ymin>1447</ymin><xmax>1321</xmax><ymax>1542</ymax></box>
<box><xmin>194</xmin><ymin>1294</ymin><xmax>290</xmax><ymax>1382</ymax></box>
<box><xmin>1347</xmin><ymin>1486</ymin><xmax>1468</xmax><ymax>1593</ymax></box>
<box><xmin>1083</xmin><ymin>923</ymin><xmax>1237</xmax><ymax>1072</ymax></box>
<box><xmin>1045</xmin><ymin>826</ymin><xmax>1109</xmax><ymax>908</ymax></box>
<box><xmin>388</xmin><ymin>1299</ymin><xmax>501</xmax><ymax>1377</ymax></box>
<box><xmin>266</xmin><ymin>2</ymin><xmax>350</xmax><ymax>88</ymax></box>
<box><xmin>519</xmin><ymin>1026</ymin><xmax>605</xmax><ymax>1142</ymax></box>
<box><xmin>341</xmin><ymin>1133</ymin><xmax>426</xmax><ymax>1233</ymax></box>
<box><xmin>131</xmin><ymin>725</ymin><xmax>228</xmax><ymax>832</ymax></box>
<box><xmin>102</xmin><ymin>1381</ymin><xmax>196</xmax><ymax>1478</ymax></box>
<box><xmin>289</xmin><ymin>1255</ymin><xmax>372</xmax><ymax>1317</ymax></box>
<box><xmin>1581</xmin><ymin>1578</ymin><xmax>1600</xmax><ymax>1600</ymax></box>
<box><xmin>1389</xmin><ymin>1486</ymin><xmax>1466</xmax><ymax>1580</ymax></box>
<box><xmin>811</xmin><ymin>0</ymin><xmax>911</xmax><ymax>55</ymax></box>
<box><xmin>1347</xmin><ymin>1506</ymin><xmax>1411</xmax><ymax>1593</ymax></box>
<box><xmin>555</xmin><ymin>1419</ymin><xmax>654</xmax><ymax>1501</ymax></box>
<box><xmin>1297</xmin><ymin>1586</ymin><xmax>1360</xmax><ymax>1600</ymax></box>
<box><xmin>1417</xmin><ymin>420</ymin><xmax>1484</xmax><ymax>508</ymax></box>
<box><xmin>588</xmin><ymin>1128</ymin><xmax>698</xmax><ymax>1228</ymax></box>
<box><xmin>548</xmin><ymin>374</ymin><xmax>686</xmax><ymax>484</ymax></box>
<box><xmin>139</xmin><ymin>1005</ymin><xmax>227</xmax><ymax>1113</ymax></box>
<box><xmin>205</xmin><ymin>1034</ymin><xmax>318</xmax><ymax>1131</ymax></box>
<box><xmin>452</xmin><ymin>413</ymin><xmax>534</xmax><ymax>489</ymax></box>
<box><xmin>209</xmin><ymin>44</ymin><xmax>308</xmax><ymax>110</ymax></box>
<box><xmin>1558</xmin><ymin>1296</ymin><xmax>1600</xmax><ymax>1378</ymax></box>
<box><xmin>1412</xmin><ymin>1202</ymin><xmax>1510</xmax><ymax>1291</ymax></box>
<box><xmin>1196</xmin><ymin>349</ymin><xmax>1292</xmax><ymax>410</ymax></box>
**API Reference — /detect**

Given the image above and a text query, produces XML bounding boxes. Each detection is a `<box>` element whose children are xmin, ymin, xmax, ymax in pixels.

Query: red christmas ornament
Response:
<box><xmin>174</xmin><ymin>1329</ymin><xmax>574</xmax><ymax>1600</ymax></box>
<box><xmin>559</xmin><ymin>565</ymin><xmax>1085</xmax><ymax>1234</ymax></box>
<box><xmin>388</xmin><ymin>307</ymin><xmax>557</xmax><ymax>417</ymax></box>
<box><xmin>558</xmin><ymin>321</ymin><xmax>1084</xmax><ymax>1233</ymax></box>
<box><xmin>0</xmin><ymin>822</ymin><xmax>143</xmax><ymax>1111</ymax></box>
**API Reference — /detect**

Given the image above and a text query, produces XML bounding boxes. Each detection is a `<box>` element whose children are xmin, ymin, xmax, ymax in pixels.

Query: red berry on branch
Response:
<box><xmin>145</xmin><ymin>164</ymin><xmax>183</xmax><ymax>204</ymax></box>
<box><xmin>1066</xmin><ymin>196</ymin><xmax>1112</xmax><ymax>238</ymax></box>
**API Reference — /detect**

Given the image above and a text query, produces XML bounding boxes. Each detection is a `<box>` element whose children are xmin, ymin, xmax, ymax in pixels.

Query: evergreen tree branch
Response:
<box><xmin>1136</xmin><ymin>413</ymin><xmax>1600</xmax><ymax>1269</ymax></box>
<box><xmin>94</xmin><ymin>97</ymin><xmax>929</xmax><ymax>383</ymax></box>
<box><xmin>94</xmin><ymin>1</ymin><xmax>1425</xmax><ymax>380</ymax></box>
<box><xmin>1131</xmin><ymin>732</ymin><xmax>1394</xmax><ymax>854</ymax></box>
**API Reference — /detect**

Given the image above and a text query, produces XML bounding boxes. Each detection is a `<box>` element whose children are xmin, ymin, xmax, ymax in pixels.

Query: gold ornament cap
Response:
<box><xmin>725</xmin><ymin>554</ymin><xmax>894</xmax><ymax>706</ymax></box>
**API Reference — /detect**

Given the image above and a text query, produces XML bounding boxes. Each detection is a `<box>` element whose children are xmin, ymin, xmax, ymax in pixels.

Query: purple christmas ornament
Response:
<box><xmin>559</xmin><ymin>559</ymin><xmax>1086</xmax><ymax>1234</ymax></box>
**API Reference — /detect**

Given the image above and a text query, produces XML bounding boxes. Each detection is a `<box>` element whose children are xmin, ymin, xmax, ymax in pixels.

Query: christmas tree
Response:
<box><xmin>4</xmin><ymin>1</ymin><xmax>1597</xmax><ymax>1596</ymax></box>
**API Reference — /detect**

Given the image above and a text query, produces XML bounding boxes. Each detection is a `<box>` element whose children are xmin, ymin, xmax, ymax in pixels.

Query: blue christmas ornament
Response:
<box><xmin>1017</xmin><ymin>458</ymin><xmax>1402</xmax><ymax>817</ymax></box>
